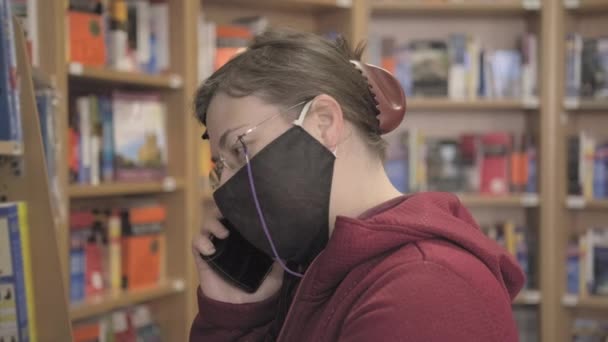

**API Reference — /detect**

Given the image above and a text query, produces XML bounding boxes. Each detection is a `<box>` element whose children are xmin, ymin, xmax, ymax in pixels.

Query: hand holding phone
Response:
<box><xmin>192</xmin><ymin>211</ymin><xmax>283</xmax><ymax>304</ymax></box>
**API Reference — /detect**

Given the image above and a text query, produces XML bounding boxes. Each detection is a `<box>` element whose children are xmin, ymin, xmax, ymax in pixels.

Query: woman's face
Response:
<box><xmin>205</xmin><ymin>93</ymin><xmax>299</xmax><ymax>188</ymax></box>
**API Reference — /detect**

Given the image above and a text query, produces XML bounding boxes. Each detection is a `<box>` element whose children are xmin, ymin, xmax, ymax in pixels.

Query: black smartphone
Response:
<box><xmin>200</xmin><ymin>218</ymin><xmax>274</xmax><ymax>293</ymax></box>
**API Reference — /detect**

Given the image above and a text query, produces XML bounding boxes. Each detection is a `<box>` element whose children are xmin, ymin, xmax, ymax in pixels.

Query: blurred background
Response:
<box><xmin>0</xmin><ymin>0</ymin><xmax>607</xmax><ymax>341</ymax></box>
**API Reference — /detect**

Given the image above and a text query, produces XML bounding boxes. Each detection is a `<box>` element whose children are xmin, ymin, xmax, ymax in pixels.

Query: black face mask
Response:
<box><xmin>214</xmin><ymin>125</ymin><xmax>335</xmax><ymax>268</ymax></box>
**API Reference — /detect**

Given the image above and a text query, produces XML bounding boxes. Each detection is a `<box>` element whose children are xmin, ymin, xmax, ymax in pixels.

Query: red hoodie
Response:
<box><xmin>190</xmin><ymin>192</ymin><xmax>525</xmax><ymax>341</ymax></box>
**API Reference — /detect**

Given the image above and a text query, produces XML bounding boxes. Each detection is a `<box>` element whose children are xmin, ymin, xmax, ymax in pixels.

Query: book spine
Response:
<box><xmin>0</xmin><ymin>0</ymin><xmax>13</xmax><ymax>141</ymax></box>
<box><xmin>77</xmin><ymin>97</ymin><xmax>91</xmax><ymax>184</ymax></box>
<box><xmin>579</xmin><ymin>233</ymin><xmax>588</xmax><ymax>298</ymax></box>
<box><xmin>526</xmin><ymin>139</ymin><xmax>537</xmax><ymax>193</ymax></box>
<box><xmin>90</xmin><ymin>96</ymin><xmax>100</xmax><ymax>186</ymax></box>
<box><xmin>515</xmin><ymin>226</ymin><xmax>529</xmax><ymax>289</ymax></box>
<box><xmin>69</xmin><ymin>235</ymin><xmax>85</xmax><ymax>303</ymax></box>
<box><xmin>108</xmin><ymin>214</ymin><xmax>122</xmax><ymax>292</ymax></box>
<box><xmin>594</xmin><ymin>145</ymin><xmax>608</xmax><ymax>199</ymax></box>
<box><xmin>135</xmin><ymin>1</ymin><xmax>151</xmax><ymax>70</ymax></box>
<box><xmin>2</xmin><ymin>0</ymin><xmax>22</xmax><ymax>142</ymax></box>
<box><xmin>566</xmin><ymin>240</ymin><xmax>580</xmax><ymax>295</ymax></box>
<box><xmin>17</xmin><ymin>203</ymin><xmax>36</xmax><ymax>341</ymax></box>
<box><xmin>109</xmin><ymin>0</ymin><xmax>129</xmax><ymax>70</ymax></box>
<box><xmin>100</xmin><ymin>96</ymin><xmax>114</xmax><ymax>182</ymax></box>
<box><xmin>504</xmin><ymin>221</ymin><xmax>516</xmax><ymax>256</ymax></box>
<box><xmin>2</xmin><ymin>204</ymin><xmax>30</xmax><ymax>342</ymax></box>
<box><xmin>467</xmin><ymin>37</ymin><xmax>479</xmax><ymax>100</ymax></box>
<box><xmin>582</xmin><ymin>133</ymin><xmax>595</xmax><ymax>199</ymax></box>
<box><xmin>567</xmin><ymin>135</ymin><xmax>582</xmax><ymax>195</ymax></box>
<box><xmin>151</xmin><ymin>3</ymin><xmax>170</xmax><ymax>73</ymax></box>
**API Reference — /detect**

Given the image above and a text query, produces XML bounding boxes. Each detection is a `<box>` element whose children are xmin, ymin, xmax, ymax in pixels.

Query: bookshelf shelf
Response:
<box><xmin>0</xmin><ymin>141</ymin><xmax>23</xmax><ymax>156</ymax></box>
<box><xmin>70</xmin><ymin>280</ymin><xmax>186</xmax><ymax>321</ymax></box>
<box><xmin>565</xmin><ymin>196</ymin><xmax>608</xmax><ymax>210</ymax></box>
<box><xmin>407</xmin><ymin>98</ymin><xmax>539</xmax><ymax>111</ymax></box>
<box><xmin>457</xmin><ymin>194</ymin><xmax>540</xmax><ymax>207</ymax></box>
<box><xmin>564</xmin><ymin>0</ymin><xmax>608</xmax><ymax>13</ymax></box>
<box><xmin>67</xmin><ymin>63</ymin><xmax>183</xmax><ymax>89</ymax></box>
<box><xmin>562</xmin><ymin>294</ymin><xmax>608</xmax><ymax>309</ymax></box>
<box><xmin>372</xmin><ymin>1</ymin><xmax>540</xmax><ymax>16</ymax></box>
<box><xmin>564</xmin><ymin>98</ymin><xmax>608</xmax><ymax>111</ymax></box>
<box><xmin>204</xmin><ymin>0</ymin><xmax>352</xmax><ymax>10</ymax></box>
<box><xmin>514</xmin><ymin>290</ymin><xmax>542</xmax><ymax>305</ymax></box>
<box><xmin>68</xmin><ymin>178</ymin><xmax>185</xmax><ymax>198</ymax></box>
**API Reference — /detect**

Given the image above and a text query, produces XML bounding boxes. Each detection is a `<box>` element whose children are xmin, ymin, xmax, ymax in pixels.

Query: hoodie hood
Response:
<box><xmin>306</xmin><ymin>192</ymin><xmax>524</xmax><ymax>301</ymax></box>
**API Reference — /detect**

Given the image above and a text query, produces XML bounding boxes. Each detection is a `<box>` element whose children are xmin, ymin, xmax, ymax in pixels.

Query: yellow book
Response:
<box><xmin>580</xmin><ymin>233</ymin><xmax>589</xmax><ymax>298</ymax></box>
<box><xmin>582</xmin><ymin>133</ymin><xmax>595</xmax><ymax>200</ymax></box>
<box><xmin>108</xmin><ymin>214</ymin><xmax>122</xmax><ymax>292</ymax></box>
<box><xmin>17</xmin><ymin>203</ymin><xmax>37</xmax><ymax>342</ymax></box>
<box><xmin>503</xmin><ymin>221</ymin><xmax>517</xmax><ymax>256</ymax></box>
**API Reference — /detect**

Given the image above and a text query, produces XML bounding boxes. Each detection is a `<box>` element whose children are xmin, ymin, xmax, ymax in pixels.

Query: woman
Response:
<box><xmin>190</xmin><ymin>29</ymin><xmax>524</xmax><ymax>342</ymax></box>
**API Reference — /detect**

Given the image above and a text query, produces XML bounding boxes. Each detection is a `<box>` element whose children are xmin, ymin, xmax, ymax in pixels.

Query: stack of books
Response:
<box><xmin>567</xmin><ymin>132</ymin><xmax>608</xmax><ymax>199</ymax></box>
<box><xmin>566</xmin><ymin>227</ymin><xmax>608</xmax><ymax>298</ymax></box>
<box><xmin>565</xmin><ymin>33</ymin><xmax>608</xmax><ymax>103</ymax></box>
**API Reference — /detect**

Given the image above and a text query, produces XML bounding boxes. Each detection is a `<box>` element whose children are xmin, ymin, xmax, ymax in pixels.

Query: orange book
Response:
<box><xmin>121</xmin><ymin>208</ymin><xmax>165</xmax><ymax>290</ymax></box>
<box><xmin>129</xmin><ymin>205</ymin><xmax>166</xmax><ymax>224</ymax></box>
<box><xmin>73</xmin><ymin>322</ymin><xmax>100</xmax><ymax>342</ymax></box>
<box><xmin>68</xmin><ymin>11</ymin><xmax>106</xmax><ymax>66</ymax></box>
<box><xmin>214</xmin><ymin>25</ymin><xmax>252</xmax><ymax>71</ymax></box>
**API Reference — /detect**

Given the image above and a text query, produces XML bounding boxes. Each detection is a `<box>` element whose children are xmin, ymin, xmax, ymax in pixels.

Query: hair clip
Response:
<box><xmin>350</xmin><ymin>60</ymin><xmax>407</xmax><ymax>135</ymax></box>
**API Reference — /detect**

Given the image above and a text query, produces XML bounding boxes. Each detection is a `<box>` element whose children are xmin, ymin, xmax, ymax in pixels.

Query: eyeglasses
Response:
<box><xmin>208</xmin><ymin>101</ymin><xmax>308</xmax><ymax>190</ymax></box>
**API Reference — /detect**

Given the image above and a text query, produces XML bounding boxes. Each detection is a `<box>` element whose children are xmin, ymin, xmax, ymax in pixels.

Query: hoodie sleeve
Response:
<box><xmin>338</xmin><ymin>261</ymin><xmax>519</xmax><ymax>342</ymax></box>
<box><xmin>189</xmin><ymin>287</ymin><xmax>278</xmax><ymax>342</ymax></box>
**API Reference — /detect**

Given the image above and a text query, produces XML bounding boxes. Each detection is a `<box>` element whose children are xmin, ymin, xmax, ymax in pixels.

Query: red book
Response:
<box><xmin>480</xmin><ymin>132</ymin><xmax>512</xmax><ymax>195</ymax></box>
<box><xmin>68</xmin><ymin>11</ymin><xmax>106</xmax><ymax>66</ymax></box>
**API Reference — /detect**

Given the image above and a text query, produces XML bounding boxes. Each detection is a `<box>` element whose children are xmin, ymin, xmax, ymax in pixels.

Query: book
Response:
<box><xmin>568</xmin><ymin>134</ymin><xmax>582</xmax><ymax>195</ymax></box>
<box><xmin>565</xmin><ymin>33</ymin><xmax>583</xmax><ymax>99</ymax></box>
<box><xmin>1</xmin><ymin>0</ymin><xmax>23</xmax><ymax>145</ymax></box>
<box><xmin>510</xmin><ymin>134</ymin><xmax>528</xmax><ymax>193</ymax></box>
<box><xmin>490</xmin><ymin>50</ymin><xmax>522</xmax><ymax>99</ymax></box>
<box><xmin>448</xmin><ymin>34</ymin><xmax>467</xmax><ymax>100</ymax></box>
<box><xmin>426</xmin><ymin>138</ymin><xmax>464</xmax><ymax>192</ymax></box>
<box><xmin>581</xmin><ymin>38</ymin><xmax>600</xmax><ymax>98</ymax></box>
<box><xmin>410</xmin><ymin>40</ymin><xmax>449</xmax><ymax>97</ymax></box>
<box><xmin>520</xmin><ymin>33</ymin><xmax>538</xmax><ymax>101</ymax></box>
<box><xmin>381</xmin><ymin>37</ymin><xmax>396</xmax><ymax>75</ymax></box>
<box><xmin>394</xmin><ymin>44</ymin><xmax>413</xmax><ymax>96</ymax></box>
<box><xmin>480</xmin><ymin>132</ymin><xmax>511</xmax><ymax>195</ymax></box>
<box><xmin>127</xmin><ymin>0</ymin><xmax>151</xmax><ymax>71</ymax></box>
<box><xmin>0</xmin><ymin>202</ymin><xmax>32</xmax><ymax>342</ymax></box>
<box><xmin>591</xmin><ymin>228</ymin><xmax>608</xmax><ymax>295</ymax></box>
<box><xmin>99</xmin><ymin>95</ymin><xmax>114</xmax><ymax>182</ymax></box>
<box><xmin>597</xmin><ymin>37</ymin><xmax>608</xmax><ymax>98</ymax></box>
<box><xmin>108</xmin><ymin>0</ymin><xmax>129</xmax><ymax>70</ymax></box>
<box><xmin>567</xmin><ymin>239</ymin><xmax>580</xmax><ymax>295</ymax></box>
<box><xmin>149</xmin><ymin>1</ymin><xmax>169</xmax><ymax>73</ymax></box>
<box><xmin>595</xmin><ymin>143</ymin><xmax>608</xmax><ymax>199</ymax></box>
<box><xmin>121</xmin><ymin>205</ymin><xmax>165</xmax><ymax>290</ymax></box>
<box><xmin>10</xmin><ymin>0</ymin><xmax>38</xmax><ymax>66</ymax></box>
<box><xmin>112</xmin><ymin>92</ymin><xmax>167</xmax><ymax>182</ymax></box>
<box><xmin>214</xmin><ymin>25</ymin><xmax>252</xmax><ymax>71</ymax></box>
<box><xmin>582</xmin><ymin>132</ymin><xmax>596</xmax><ymax>199</ymax></box>
<box><xmin>466</xmin><ymin>37</ymin><xmax>479</xmax><ymax>100</ymax></box>
<box><xmin>108</xmin><ymin>211</ymin><xmax>122</xmax><ymax>293</ymax></box>
<box><xmin>77</xmin><ymin>96</ymin><xmax>92</xmax><ymax>184</ymax></box>
<box><xmin>68</xmin><ymin>9</ymin><xmax>106</xmax><ymax>66</ymax></box>
<box><xmin>384</xmin><ymin>131</ymin><xmax>409</xmax><ymax>193</ymax></box>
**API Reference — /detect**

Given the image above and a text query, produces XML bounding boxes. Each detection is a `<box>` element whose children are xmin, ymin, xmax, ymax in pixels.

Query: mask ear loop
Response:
<box><xmin>239</xmin><ymin>101</ymin><xmax>315</xmax><ymax>279</ymax></box>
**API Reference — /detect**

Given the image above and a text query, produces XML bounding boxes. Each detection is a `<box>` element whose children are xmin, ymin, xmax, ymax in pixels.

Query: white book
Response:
<box><xmin>467</xmin><ymin>38</ymin><xmax>480</xmax><ymax>100</ymax></box>
<box><xmin>90</xmin><ymin>135</ymin><xmax>100</xmax><ymax>185</ymax></box>
<box><xmin>77</xmin><ymin>97</ymin><xmax>91</xmax><ymax>184</ymax></box>
<box><xmin>522</xmin><ymin>34</ymin><xmax>538</xmax><ymax>101</ymax></box>
<box><xmin>150</xmin><ymin>2</ymin><xmax>169</xmax><ymax>71</ymax></box>
<box><xmin>449</xmin><ymin>66</ymin><xmax>466</xmax><ymax>100</ymax></box>
<box><xmin>135</xmin><ymin>1</ymin><xmax>151</xmax><ymax>67</ymax></box>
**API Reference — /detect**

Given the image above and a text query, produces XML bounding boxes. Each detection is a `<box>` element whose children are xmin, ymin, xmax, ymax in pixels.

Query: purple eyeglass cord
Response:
<box><xmin>242</xmin><ymin>141</ymin><xmax>304</xmax><ymax>278</ymax></box>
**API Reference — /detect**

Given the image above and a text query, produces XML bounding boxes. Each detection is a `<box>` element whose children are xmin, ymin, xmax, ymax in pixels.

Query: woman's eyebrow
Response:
<box><xmin>219</xmin><ymin>124</ymin><xmax>248</xmax><ymax>150</ymax></box>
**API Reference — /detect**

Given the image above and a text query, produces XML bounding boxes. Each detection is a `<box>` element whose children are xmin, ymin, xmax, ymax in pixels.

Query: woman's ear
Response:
<box><xmin>304</xmin><ymin>94</ymin><xmax>344</xmax><ymax>151</ymax></box>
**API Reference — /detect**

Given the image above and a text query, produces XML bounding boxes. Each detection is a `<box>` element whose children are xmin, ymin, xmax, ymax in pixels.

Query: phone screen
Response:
<box><xmin>200</xmin><ymin>218</ymin><xmax>274</xmax><ymax>293</ymax></box>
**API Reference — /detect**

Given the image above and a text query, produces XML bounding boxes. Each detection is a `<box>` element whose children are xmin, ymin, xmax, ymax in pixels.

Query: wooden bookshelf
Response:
<box><xmin>457</xmin><ymin>193</ymin><xmax>540</xmax><ymax>208</ymax></box>
<box><xmin>70</xmin><ymin>280</ymin><xmax>186</xmax><ymax>321</ymax></box>
<box><xmin>407</xmin><ymin>98</ymin><xmax>540</xmax><ymax>111</ymax></box>
<box><xmin>0</xmin><ymin>141</ymin><xmax>23</xmax><ymax>156</ymax></box>
<box><xmin>564</xmin><ymin>98</ymin><xmax>608</xmax><ymax>111</ymax></box>
<box><xmin>67</xmin><ymin>63</ymin><xmax>183</xmax><ymax>89</ymax></box>
<box><xmin>564</xmin><ymin>0</ymin><xmax>608</xmax><ymax>13</ymax></box>
<box><xmin>68</xmin><ymin>178</ymin><xmax>185</xmax><ymax>198</ymax></box>
<box><xmin>372</xmin><ymin>1</ymin><xmax>540</xmax><ymax>16</ymax></box>
<box><xmin>514</xmin><ymin>290</ymin><xmax>542</xmax><ymax>305</ymax></box>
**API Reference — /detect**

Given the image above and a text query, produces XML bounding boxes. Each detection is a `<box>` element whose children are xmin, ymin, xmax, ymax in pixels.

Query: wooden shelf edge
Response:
<box><xmin>564</xmin><ymin>98</ymin><xmax>608</xmax><ymax>111</ymax></box>
<box><xmin>407</xmin><ymin>98</ymin><xmax>539</xmax><ymax>111</ymax></box>
<box><xmin>372</xmin><ymin>1</ymin><xmax>540</xmax><ymax>15</ymax></box>
<box><xmin>565</xmin><ymin>0</ymin><xmax>608</xmax><ymax>13</ymax></box>
<box><xmin>70</xmin><ymin>279</ymin><xmax>186</xmax><ymax>321</ymax></box>
<box><xmin>514</xmin><ymin>290</ymin><xmax>542</xmax><ymax>305</ymax></box>
<box><xmin>457</xmin><ymin>193</ymin><xmax>540</xmax><ymax>207</ymax></box>
<box><xmin>67</xmin><ymin>62</ymin><xmax>183</xmax><ymax>89</ymax></box>
<box><xmin>565</xmin><ymin>196</ymin><xmax>608</xmax><ymax>210</ymax></box>
<box><xmin>204</xmin><ymin>0</ymin><xmax>352</xmax><ymax>10</ymax></box>
<box><xmin>562</xmin><ymin>294</ymin><xmax>608</xmax><ymax>309</ymax></box>
<box><xmin>69</xmin><ymin>178</ymin><xmax>185</xmax><ymax>198</ymax></box>
<box><xmin>0</xmin><ymin>140</ymin><xmax>23</xmax><ymax>156</ymax></box>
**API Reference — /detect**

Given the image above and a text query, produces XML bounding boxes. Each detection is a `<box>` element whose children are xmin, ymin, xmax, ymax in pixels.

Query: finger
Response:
<box><xmin>191</xmin><ymin>244</ymin><xmax>211</xmax><ymax>269</ymax></box>
<box><xmin>193</xmin><ymin>234</ymin><xmax>216</xmax><ymax>256</ymax></box>
<box><xmin>201</xmin><ymin>217</ymin><xmax>229</xmax><ymax>239</ymax></box>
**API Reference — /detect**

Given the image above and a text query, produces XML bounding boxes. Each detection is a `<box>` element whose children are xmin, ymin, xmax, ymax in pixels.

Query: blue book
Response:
<box><xmin>526</xmin><ymin>143</ymin><xmax>537</xmax><ymax>193</ymax></box>
<box><xmin>0</xmin><ymin>203</ymin><xmax>29</xmax><ymax>342</ymax></box>
<box><xmin>594</xmin><ymin>144</ymin><xmax>608</xmax><ymax>199</ymax></box>
<box><xmin>69</xmin><ymin>244</ymin><xmax>85</xmax><ymax>303</ymax></box>
<box><xmin>0</xmin><ymin>0</ymin><xmax>14</xmax><ymax>142</ymax></box>
<box><xmin>99</xmin><ymin>96</ymin><xmax>114</xmax><ymax>182</ymax></box>
<box><xmin>566</xmin><ymin>240</ymin><xmax>580</xmax><ymax>295</ymax></box>
<box><xmin>1</xmin><ymin>0</ymin><xmax>22</xmax><ymax>142</ymax></box>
